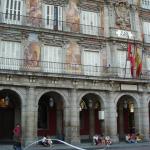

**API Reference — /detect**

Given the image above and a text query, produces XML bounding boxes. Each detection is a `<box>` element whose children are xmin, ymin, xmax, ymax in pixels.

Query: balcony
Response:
<box><xmin>0</xmin><ymin>12</ymin><xmax>104</xmax><ymax>37</ymax></box>
<box><xmin>109</xmin><ymin>27</ymin><xmax>137</xmax><ymax>40</ymax></box>
<box><xmin>141</xmin><ymin>0</ymin><xmax>150</xmax><ymax>10</ymax></box>
<box><xmin>144</xmin><ymin>34</ymin><xmax>150</xmax><ymax>43</ymax></box>
<box><xmin>0</xmin><ymin>57</ymin><xmax>149</xmax><ymax>80</ymax></box>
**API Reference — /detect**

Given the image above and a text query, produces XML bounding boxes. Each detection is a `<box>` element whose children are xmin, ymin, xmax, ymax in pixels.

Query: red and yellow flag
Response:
<box><xmin>135</xmin><ymin>47</ymin><xmax>142</xmax><ymax>78</ymax></box>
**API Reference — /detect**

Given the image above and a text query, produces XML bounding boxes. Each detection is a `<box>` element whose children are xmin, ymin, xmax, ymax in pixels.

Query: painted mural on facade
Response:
<box><xmin>66</xmin><ymin>0</ymin><xmax>80</xmax><ymax>32</ymax></box>
<box><xmin>26</xmin><ymin>0</ymin><xmax>42</xmax><ymax>27</ymax></box>
<box><xmin>24</xmin><ymin>33</ymin><xmax>40</xmax><ymax>68</ymax></box>
<box><xmin>114</xmin><ymin>1</ymin><xmax>131</xmax><ymax>30</ymax></box>
<box><xmin>66</xmin><ymin>40</ymin><xmax>81</xmax><ymax>73</ymax></box>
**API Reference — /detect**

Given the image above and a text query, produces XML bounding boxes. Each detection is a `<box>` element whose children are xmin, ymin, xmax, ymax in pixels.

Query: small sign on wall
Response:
<box><xmin>98</xmin><ymin>110</ymin><xmax>104</xmax><ymax>120</ymax></box>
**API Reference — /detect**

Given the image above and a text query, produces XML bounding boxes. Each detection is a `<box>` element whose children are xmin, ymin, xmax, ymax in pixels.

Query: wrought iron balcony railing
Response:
<box><xmin>0</xmin><ymin>12</ymin><xmax>104</xmax><ymax>37</ymax></box>
<box><xmin>144</xmin><ymin>34</ymin><xmax>150</xmax><ymax>43</ymax></box>
<box><xmin>0</xmin><ymin>57</ymin><xmax>149</xmax><ymax>80</ymax></box>
<box><xmin>141</xmin><ymin>0</ymin><xmax>150</xmax><ymax>9</ymax></box>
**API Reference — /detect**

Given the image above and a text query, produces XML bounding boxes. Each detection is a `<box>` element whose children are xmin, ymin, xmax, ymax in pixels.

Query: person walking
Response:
<box><xmin>13</xmin><ymin>123</ymin><xmax>22</xmax><ymax>150</ymax></box>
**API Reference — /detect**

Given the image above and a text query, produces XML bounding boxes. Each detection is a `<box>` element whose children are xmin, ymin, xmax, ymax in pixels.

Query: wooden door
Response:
<box><xmin>0</xmin><ymin>108</ymin><xmax>14</xmax><ymax>140</ymax></box>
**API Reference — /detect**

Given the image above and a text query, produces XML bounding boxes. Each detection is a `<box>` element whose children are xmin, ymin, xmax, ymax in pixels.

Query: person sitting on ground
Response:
<box><xmin>105</xmin><ymin>136</ymin><xmax>112</xmax><ymax>146</ymax></box>
<box><xmin>125</xmin><ymin>134</ymin><xmax>132</xmax><ymax>143</ymax></box>
<box><xmin>136</xmin><ymin>133</ymin><xmax>143</xmax><ymax>143</ymax></box>
<box><xmin>93</xmin><ymin>135</ymin><xmax>99</xmax><ymax>145</ymax></box>
<box><xmin>99</xmin><ymin>134</ymin><xmax>105</xmax><ymax>145</ymax></box>
<box><xmin>41</xmin><ymin>136</ymin><xmax>52</xmax><ymax>147</ymax></box>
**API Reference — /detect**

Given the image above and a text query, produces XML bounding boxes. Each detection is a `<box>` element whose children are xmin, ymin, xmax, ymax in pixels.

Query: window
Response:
<box><xmin>43</xmin><ymin>4</ymin><xmax>63</xmax><ymax>30</ymax></box>
<box><xmin>83</xmin><ymin>50</ymin><xmax>100</xmax><ymax>76</ymax></box>
<box><xmin>143</xmin><ymin>22</ymin><xmax>150</xmax><ymax>43</ymax></box>
<box><xmin>2</xmin><ymin>0</ymin><xmax>23</xmax><ymax>24</ymax></box>
<box><xmin>141</xmin><ymin>0</ymin><xmax>150</xmax><ymax>9</ymax></box>
<box><xmin>117</xmin><ymin>50</ymin><xmax>131</xmax><ymax>78</ymax></box>
<box><xmin>80</xmin><ymin>10</ymin><xmax>99</xmax><ymax>35</ymax></box>
<box><xmin>0</xmin><ymin>41</ymin><xmax>22</xmax><ymax>70</ymax></box>
<box><xmin>41</xmin><ymin>46</ymin><xmax>62</xmax><ymax>73</ymax></box>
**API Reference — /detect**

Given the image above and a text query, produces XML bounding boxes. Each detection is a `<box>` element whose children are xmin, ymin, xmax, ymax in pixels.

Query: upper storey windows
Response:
<box><xmin>2</xmin><ymin>0</ymin><xmax>23</xmax><ymax>24</ymax></box>
<box><xmin>80</xmin><ymin>10</ymin><xmax>99</xmax><ymax>36</ymax></box>
<box><xmin>0</xmin><ymin>0</ymin><xmax>102</xmax><ymax>36</ymax></box>
<box><xmin>43</xmin><ymin>4</ymin><xmax>63</xmax><ymax>30</ymax></box>
<box><xmin>141</xmin><ymin>0</ymin><xmax>150</xmax><ymax>10</ymax></box>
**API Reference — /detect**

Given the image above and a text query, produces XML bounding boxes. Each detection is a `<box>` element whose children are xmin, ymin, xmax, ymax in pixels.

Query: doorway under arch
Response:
<box><xmin>79</xmin><ymin>93</ymin><xmax>104</xmax><ymax>142</ymax></box>
<box><xmin>117</xmin><ymin>95</ymin><xmax>136</xmax><ymax>141</ymax></box>
<box><xmin>0</xmin><ymin>89</ymin><xmax>21</xmax><ymax>143</ymax></box>
<box><xmin>37</xmin><ymin>91</ymin><xmax>64</xmax><ymax>140</ymax></box>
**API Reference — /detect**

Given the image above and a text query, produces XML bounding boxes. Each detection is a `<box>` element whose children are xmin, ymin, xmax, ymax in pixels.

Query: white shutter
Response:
<box><xmin>146</xmin><ymin>57</ymin><xmax>150</xmax><ymax>70</ymax></box>
<box><xmin>143</xmin><ymin>22</ymin><xmax>150</xmax><ymax>43</ymax></box>
<box><xmin>41</xmin><ymin>46</ymin><xmax>62</xmax><ymax>73</ymax></box>
<box><xmin>58</xmin><ymin>6</ymin><xmax>63</xmax><ymax>30</ymax></box>
<box><xmin>0</xmin><ymin>41</ymin><xmax>21</xmax><ymax>70</ymax></box>
<box><xmin>83</xmin><ymin>50</ymin><xmax>100</xmax><ymax>76</ymax></box>
<box><xmin>3</xmin><ymin>0</ymin><xmax>22</xmax><ymax>24</ymax></box>
<box><xmin>43</xmin><ymin>4</ymin><xmax>54</xmax><ymax>29</ymax></box>
<box><xmin>117</xmin><ymin>50</ymin><xmax>131</xmax><ymax>78</ymax></box>
<box><xmin>80</xmin><ymin>10</ymin><xmax>98</xmax><ymax>35</ymax></box>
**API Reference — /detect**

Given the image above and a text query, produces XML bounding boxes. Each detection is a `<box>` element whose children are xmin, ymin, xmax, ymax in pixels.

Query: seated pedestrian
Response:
<box><xmin>93</xmin><ymin>135</ymin><xmax>99</xmax><ymax>145</ymax></box>
<box><xmin>105</xmin><ymin>136</ymin><xmax>112</xmax><ymax>146</ymax></box>
<box><xmin>40</xmin><ymin>136</ymin><xmax>52</xmax><ymax>147</ymax></box>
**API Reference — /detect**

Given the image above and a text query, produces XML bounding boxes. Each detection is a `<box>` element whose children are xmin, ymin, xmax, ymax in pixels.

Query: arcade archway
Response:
<box><xmin>117</xmin><ymin>95</ymin><xmax>137</xmax><ymax>140</ymax></box>
<box><xmin>79</xmin><ymin>93</ymin><xmax>104</xmax><ymax>142</ymax></box>
<box><xmin>0</xmin><ymin>89</ymin><xmax>21</xmax><ymax>142</ymax></box>
<box><xmin>37</xmin><ymin>91</ymin><xmax>64</xmax><ymax>140</ymax></box>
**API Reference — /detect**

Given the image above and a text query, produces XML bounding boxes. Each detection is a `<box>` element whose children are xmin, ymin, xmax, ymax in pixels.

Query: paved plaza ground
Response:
<box><xmin>0</xmin><ymin>141</ymin><xmax>150</xmax><ymax>150</ymax></box>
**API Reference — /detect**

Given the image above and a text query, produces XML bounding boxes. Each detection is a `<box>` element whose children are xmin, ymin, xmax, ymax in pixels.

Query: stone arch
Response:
<box><xmin>114</xmin><ymin>92</ymin><xmax>140</xmax><ymax>108</ymax></box>
<box><xmin>77</xmin><ymin>91</ymin><xmax>106</xmax><ymax>109</ymax></box>
<box><xmin>0</xmin><ymin>88</ymin><xmax>23</xmax><ymax>141</ymax></box>
<box><xmin>36</xmin><ymin>89</ymin><xmax>69</xmax><ymax>107</ymax></box>
<box><xmin>0</xmin><ymin>87</ymin><xmax>24</xmax><ymax>106</ymax></box>
<box><xmin>115</xmin><ymin>92</ymin><xmax>141</xmax><ymax>140</ymax></box>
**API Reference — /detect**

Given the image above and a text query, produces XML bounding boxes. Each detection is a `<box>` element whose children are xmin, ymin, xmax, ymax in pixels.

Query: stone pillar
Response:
<box><xmin>140</xmin><ymin>93</ymin><xmax>150</xmax><ymax>141</ymax></box>
<box><xmin>103</xmin><ymin>4</ymin><xmax>110</xmax><ymax>37</ymax></box>
<box><xmin>107</xmin><ymin>92</ymin><xmax>119</xmax><ymax>142</ymax></box>
<box><xmin>64</xmin><ymin>106</ymin><xmax>71</xmax><ymax>143</ymax></box>
<box><xmin>24</xmin><ymin>87</ymin><xmax>38</xmax><ymax>146</ymax></box>
<box><xmin>70</xmin><ymin>89</ymin><xmax>80</xmax><ymax>144</ymax></box>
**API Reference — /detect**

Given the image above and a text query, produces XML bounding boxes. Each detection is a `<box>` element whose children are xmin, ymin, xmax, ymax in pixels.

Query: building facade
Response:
<box><xmin>0</xmin><ymin>0</ymin><xmax>150</xmax><ymax>145</ymax></box>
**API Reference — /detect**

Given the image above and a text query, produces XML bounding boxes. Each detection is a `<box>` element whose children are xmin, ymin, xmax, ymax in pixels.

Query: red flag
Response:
<box><xmin>135</xmin><ymin>47</ymin><xmax>142</xmax><ymax>78</ymax></box>
<box><xmin>128</xmin><ymin>43</ymin><xmax>131</xmax><ymax>60</ymax></box>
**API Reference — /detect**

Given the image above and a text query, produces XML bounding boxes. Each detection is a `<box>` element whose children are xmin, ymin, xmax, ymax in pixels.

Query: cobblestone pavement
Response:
<box><xmin>0</xmin><ymin>142</ymin><xmax>150</xmax><ymax>150</ymax></box>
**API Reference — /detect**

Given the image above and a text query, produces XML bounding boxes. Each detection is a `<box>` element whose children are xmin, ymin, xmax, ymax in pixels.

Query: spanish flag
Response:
<box><xmin>135</xmin><ymin>47</ymin><xmax>142</xmax><ymax>78</ymax></box>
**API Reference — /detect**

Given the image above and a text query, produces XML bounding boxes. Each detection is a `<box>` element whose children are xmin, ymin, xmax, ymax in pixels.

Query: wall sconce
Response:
<box><xmin>88</xmin><ymin>99</ymin><xmax>93</xmax><ymax>108</ymax></box>
<box><xmin>49</xmin><ymin>98</ymin><xmax>54</xmax><ymax>107</ymax></box>
<box><xmin>5</xmin><ymin>96</ymin><xmax>9</xmax><ymax>106</ymax></box>
<box><xmin>130</xmin><ymin>103</ymin><xmax>134</xmax><ymax>113</ymax></box>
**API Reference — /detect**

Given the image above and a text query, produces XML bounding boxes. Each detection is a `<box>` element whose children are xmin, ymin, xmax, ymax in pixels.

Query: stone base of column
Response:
<box><xmin>23</xmin><ymin>137</ymin><xmax>38</xmax><ymax>147</ymax></box>
<box><xmin>111</xmin><ymin>135</ymin><xmax>119</xmax><ymax>143</ymax></box>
